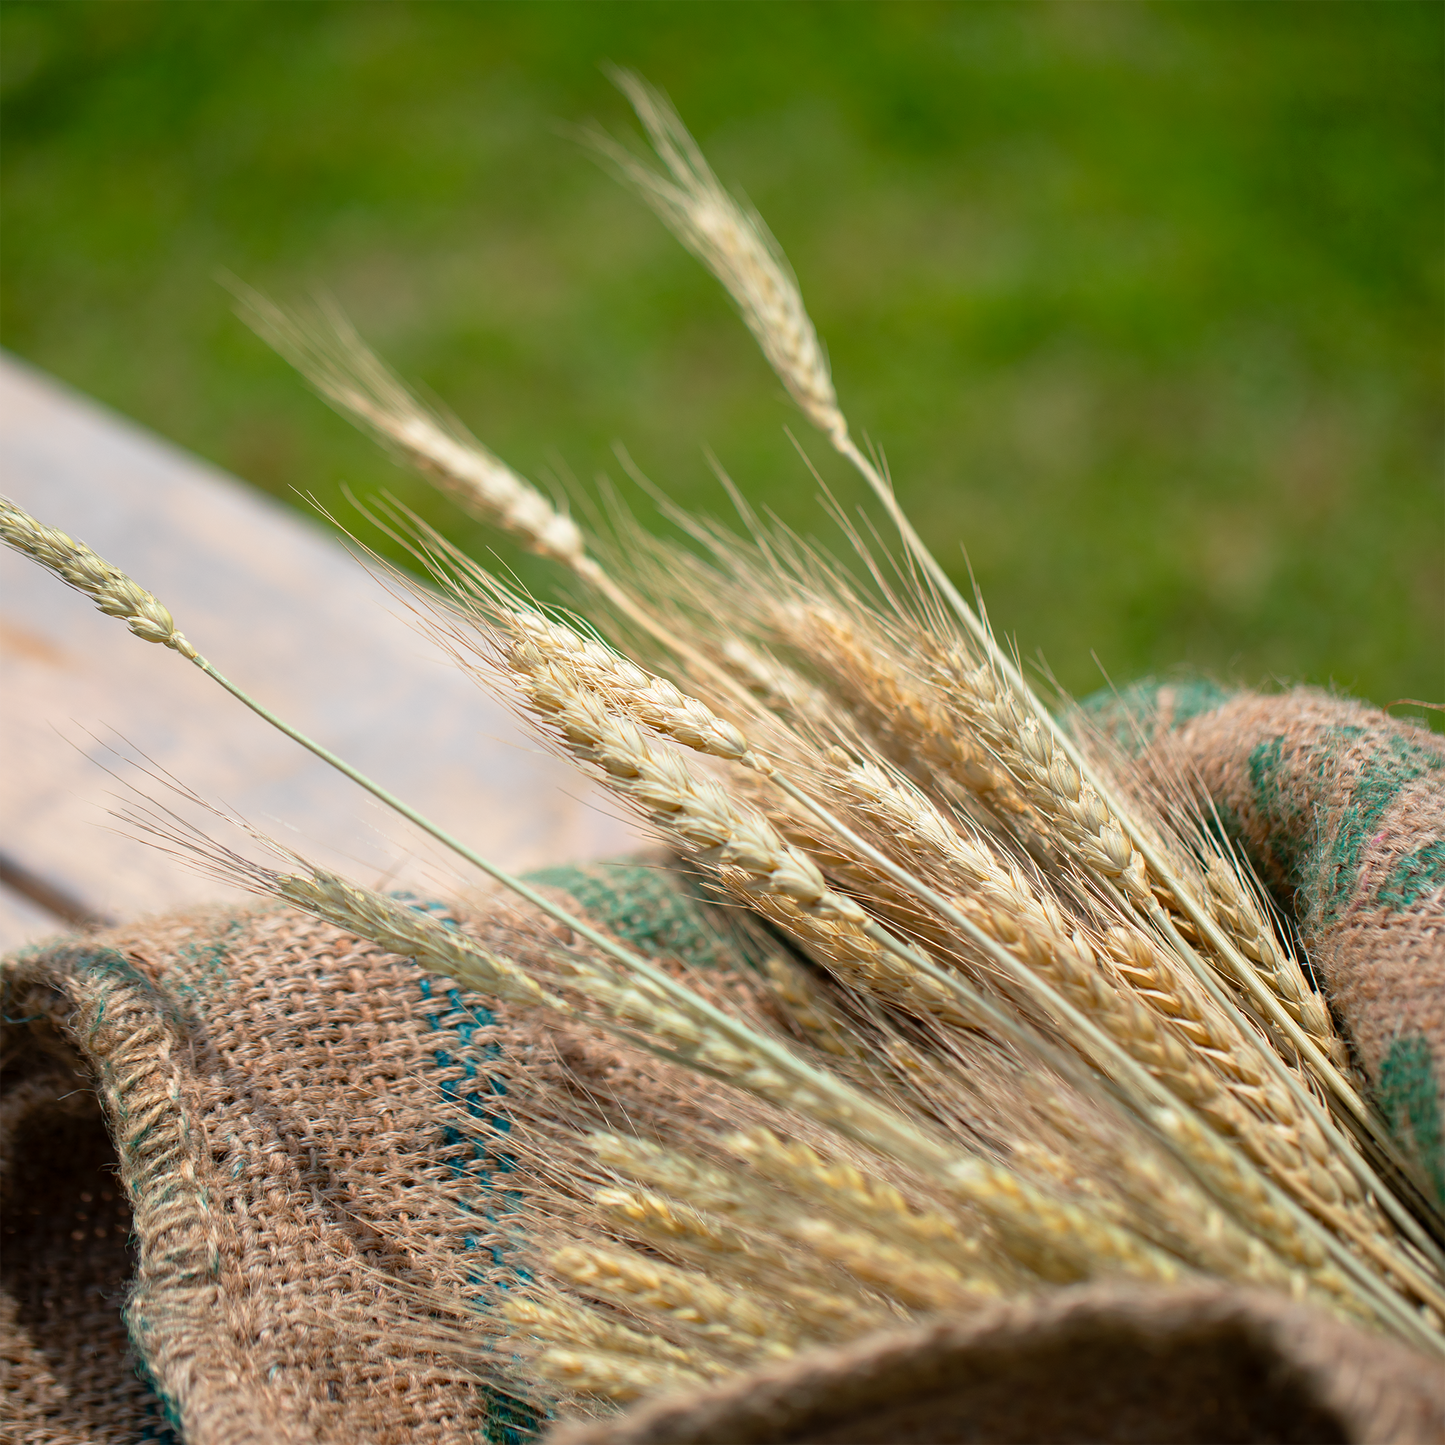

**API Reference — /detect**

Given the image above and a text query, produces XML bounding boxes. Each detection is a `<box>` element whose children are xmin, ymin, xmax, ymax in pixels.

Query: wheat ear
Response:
<box><xmin>230</xmin><ymin>287</ymin><xmax>595</xmax><ymax>573</ymax></box>
<box><xmin>603</xmin><ymin>74</ymin><xmax>1404</xmax><ymax>1189</ymax></box>
<box><xmin>1</xmin><ymin>499</ymin><xmax>198</xmax><ymax>657</ymax></box>
<box><xmin>532</xmin><ymin>1346</ymin><xmax>709</xmax><ymax>1403</ymax></box>
<box><xmin>501</xmin><ymin>1293</ymin><xmax>728</xmax><ymax>1379</ymax></box>
<box><xmin>594</xmin><ymin>70</ymin><xmax>844</xmax><ymax>443</ymax></box>
<box><xmin>591</xmin><ymin>1185</ymin><xmax>894</xmax><ymax>1335</ymax></box>
<box><xmin>491</xmin><ymin>609</ymin><xmax>1444</xmax><ymax>1325</ymax></box>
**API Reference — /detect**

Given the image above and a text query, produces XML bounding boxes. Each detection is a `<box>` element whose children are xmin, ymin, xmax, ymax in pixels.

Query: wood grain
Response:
<box><xmin>0</xmin><ymin>355</ymin><xmax>633</xmax><ymax>951</ymax></box>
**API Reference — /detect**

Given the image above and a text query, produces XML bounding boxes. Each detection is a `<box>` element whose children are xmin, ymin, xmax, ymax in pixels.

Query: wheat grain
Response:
<box><xmin>599</xmin><ymin>71</ymin><xmax>844</xmax><ymax>443</ymax></box>
<box><xmin>534</xmin><ymin>1346</ymin><xmax>711</xmax><ymax>1402</ymax></box>
<box><xmin>231</xmin><ymin>290</ymin><xmax>595</xmax><ymax>573</ymax></box>
<box><xmin>1</xmin><ymin>498</ymin><xmax>198</xmax><ymax>658</ymax></box>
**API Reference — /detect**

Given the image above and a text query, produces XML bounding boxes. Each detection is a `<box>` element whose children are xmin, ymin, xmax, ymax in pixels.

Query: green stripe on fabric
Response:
<box><xmin>1075</xmin><ymin>678</ymin><xmax>1233</xmax><ymax>757</ymax></box>
<box><xmin>1377</xmin><ymin>839</ymin><xmax>1445</xmax><ymax>912</ymax></box>
<box><xmin>130</xmin><ymin>1346</ymin><xmax>184</xmax><ymax>1442</ymax></box>
<box><xmin>1378</xmin><ymin>1034</ymin><xmax>1445</xmax><ymax>1207</ymax></box>
<box><xmin>395</xmin><ymin>895</ymin><xmax>546</xmax><ymax>1444</ymax></box>
<box><xmin>524</xmin><ymin>862</ymin><xmax>754</xmax><ymax>972</ymax></box>
<box><xmin>1322</xmin><ymin>731</ymin><xmax>1444</xmax><ymax>924</ymax></box>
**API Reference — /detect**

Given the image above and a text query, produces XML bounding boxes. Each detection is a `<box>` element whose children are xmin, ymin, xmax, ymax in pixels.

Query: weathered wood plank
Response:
<box><xmin>0</xmin><ymin>355</ymin><xmax>633</xmax><ymax>950</ymax></box>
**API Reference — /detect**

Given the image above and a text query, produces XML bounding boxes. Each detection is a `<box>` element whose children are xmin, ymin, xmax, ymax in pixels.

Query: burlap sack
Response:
<box><xmin>1</xmin><ymin>862</ymin><xmax>764</xmax><ymax>1445</ymax></box>
<box><xmin>1082</xmin><ymin>682</ymin><xmax>1445</xmax><ymax>1202</ymax></box>
<box><xmin>5</xmin><ymin>693</ymin><xmax>1445</xmax><ymax>1444</ymax></box>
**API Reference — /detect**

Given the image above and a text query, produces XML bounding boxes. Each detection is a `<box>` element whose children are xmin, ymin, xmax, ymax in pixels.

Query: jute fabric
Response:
<box><xmin>2</xmin><ymin>864</ymin><xmax>759</xmax><ymax>1445</ymax></box>
<box><xmin>4</xmin><ymin>692</ymin><xmax>1444</xmax><ymax>1444</ymax></box>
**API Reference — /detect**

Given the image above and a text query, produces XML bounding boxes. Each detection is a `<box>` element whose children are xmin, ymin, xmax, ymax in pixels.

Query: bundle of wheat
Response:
<box><xmin>3</xmin><ymin>72</ymin><xmax>1441</xmax><ymax>1439</ymax></box>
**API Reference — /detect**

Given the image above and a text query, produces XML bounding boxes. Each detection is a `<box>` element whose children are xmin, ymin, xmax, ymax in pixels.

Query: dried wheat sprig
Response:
<box><xmin>274</xmin><ymin>868</ymin><xmax>569</xmax><ymax>1014</ymax></box>
<box><xmin>500</xmin><ymin>634</ymin><xmax>995</xmax><ymax>1033</ymax></box>
<box><xmin>592</xmin><ymin>1112</ymin><xmax>1013</xmax><ymax>1305</ymax></box>
<box><xmin>758</xmin><ymin>951</ymin><xmax>871</xmax><ymax>1062</ymax></box>
<box><xmin>594</xmin><ymin>70</ymin><xmax>844</xmax><ymax>443</ymax></box>
<box><xmin>492</xmin><ymin>610</ymin><xmax>1016</xmax><ymax>1027</ymax></box>
<box><xmin>716</xmin><ymin>636</ymin><xmax>837</xmax><ymax>730</ymax></box>
<box><xmin>591</xmin><ymin>1185</ymin><xmax>892</xmax><ymax>1336</ymax></box>
<box><xmin>1202</xmin><ymin>857</ymin><xmax>1345</xmax><ymax>1065</ymax></box>
<box><xmin>722</xmin><ymin>1128</ymin><xmax>1009</xmax><ymax>1282</ymax></box>
<box><xmin>605</xmin><ymin>77</ymin><xmax>1424</xmax><ymax>1238</ymax></box>
<box><xmin>789</xmin><ymin>1218</ymin><xmax>1002</xmax><ymax>1313</ymax></box>
<box><xmin>533</xmin><ymin>1346</ymin><xmax>710</xmax><ymax>1403</ymax></box>
<box><xmin>506</xmin><ymin>612</ymin><xmax>761</xmax><ymax>767</ymax></box>
<box><xmin>548</xmin><ymin>1242</ymin><xmax>806</xmax><ymax>1361</ymax></box>
<box><xmin>1</xmin><ymin>499</ymin><xmax>198</xmax><ymax>657</ymax></box>
<box><xmin>590</xmin><ymin>1114</ymin><xmax>1181</xmax><ymax>1299</ymax></box>
<box><xmin>590</xmin><ymin>1132</ymin><xmax>779</xmax><ymax>1220</ymax></box>
<box><xmin>776</xmin><ymin>601</ymin><xmax>1028</xmax><ymax>823</ymax></box>
<box><xmin>1019</xmin><ymin>1086</ymin><xmax>1315</xmax><ymax>1297</ymax></box>
<box><xmin>501</xmin><ymin>1294</ymin><xmax>727</xmax><ymax>1378</ymax></box>
<box><xmin>230</xmin><ymin>287</ymin><xmax>596</xmax><ymax>574</ymax></box>
<box><xmin>497</xmin><ymin>1294</ymin><xmax>728</xmax><ymax>1381</ymax></box>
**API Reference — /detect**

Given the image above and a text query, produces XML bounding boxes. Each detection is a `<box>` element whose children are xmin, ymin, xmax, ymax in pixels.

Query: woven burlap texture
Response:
<box><xmin>1</xmin><ymin>862</ymin><xmax>776</xmax><ymax>1445</ymax></box>
<box><xmin>4</xmin><ymin>690</ymin><xmax>1444</xmax><ymax>1444</ymax></box>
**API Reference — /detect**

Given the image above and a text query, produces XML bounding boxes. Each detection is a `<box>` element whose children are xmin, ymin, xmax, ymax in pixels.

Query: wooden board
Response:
<box><xmin>0</xmin><ymin>354</ymin><xmax>634</xmax><ymax>951</ymax></box>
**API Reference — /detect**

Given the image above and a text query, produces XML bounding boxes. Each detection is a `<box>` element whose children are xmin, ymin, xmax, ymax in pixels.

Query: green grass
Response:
<box><xmin>2</xmin><ymin>1</ymin><xmax>1440</xmax><ymax>717</ymax></box>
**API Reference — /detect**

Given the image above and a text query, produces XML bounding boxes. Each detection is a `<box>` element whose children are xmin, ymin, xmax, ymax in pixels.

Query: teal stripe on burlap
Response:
<box><xmin>1378</xmin><ymin>1035</ymin><xmax>1445</xmax><ymax>1207</ymax></box>
<box><xmin>396</xmin><ymin>893</ymin><xmax>546</xmax><ymax>1444</ymax></box>
<box><xmin>1375</xmin><ymin>838</ymin><xmax>1445</xmax><ymax>913</ymax></box>
<box><xmin>1076</xmin><ymin>677</ymin><xmax>1233</xmax><ymax>756</ymax></box>
<box><xmin>525</xmin><ymin>860</ymin><xmax>762</xmax><ymax>972</ymax></box>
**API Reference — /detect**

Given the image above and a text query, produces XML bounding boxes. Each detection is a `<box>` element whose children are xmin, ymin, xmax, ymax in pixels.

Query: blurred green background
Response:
<box><xmin>2</xmin><ymin>0</ymin><xmax>1440</xmax><ymax>714</ymax></box>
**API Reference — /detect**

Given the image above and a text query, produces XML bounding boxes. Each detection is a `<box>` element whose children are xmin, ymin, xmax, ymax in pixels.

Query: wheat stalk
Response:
<box><xmin>601</xmin><ymin>70</ymin><xmax>1412</xmax><ymax>1191</ymax></box>
<box><xmin>593</xmin><ymin>70</ymin><xmax>844</xmax><ymax>443</ymax></box>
